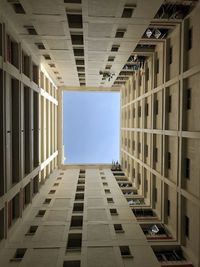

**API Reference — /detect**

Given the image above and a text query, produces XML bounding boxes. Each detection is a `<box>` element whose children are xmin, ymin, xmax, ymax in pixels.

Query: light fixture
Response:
<box><xmin>154</xmin><ymin>29</ymin><xmax>161</xmax><ymax>39</ymax></box>
<box><xmin>150</xmin><ymin>224</ymin><xmax>159</xmax><ymax>234</ymax></box>
<box><xmin>146</xmin><ymin>28</ymin><xmax>152</xmax><ymax>38</ymax></box>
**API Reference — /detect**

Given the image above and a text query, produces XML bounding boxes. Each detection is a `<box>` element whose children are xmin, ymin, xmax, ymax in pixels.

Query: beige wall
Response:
<box><xmin>121</xmin><ymin>6</ymin><xmax>200</xmax><ymax>267</ymax></box>
<box><xmin>0</xmin><ymin>168</ymin><xmax>160</xmax><ymax>267</ymax></box>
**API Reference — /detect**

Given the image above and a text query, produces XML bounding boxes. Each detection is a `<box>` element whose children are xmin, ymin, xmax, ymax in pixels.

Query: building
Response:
<box><xmin>0</xmin><ymin>0</ymin><xmax>200</xmax><ymax>266</ymax></box>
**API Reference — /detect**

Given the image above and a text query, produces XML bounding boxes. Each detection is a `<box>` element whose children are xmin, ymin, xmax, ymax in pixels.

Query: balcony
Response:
<box><xmin>127</xmin><ymin>198</ymin><xmax>145</xmax><ymax>206</ymax></box>
<box><xmin>122</xmin><ymin>190</ymin><xmax>138</xmax><ymax>196</ymax></box>
<box><xmin>118</xmin><ymin>182</ymin><xmax>132</xmax><ymax>188</ymax></box>
<box><xmin>141</xmin><ymin>224</ymin><xmax>172</xmax><ymax>240</ymax></box>
<box><xmin>132</xmin><ymin>208</ymin><xmax>158</xmax><ymax>220</ymax></box>
<box><xmin>153</xmin><ymin>247</ymin><xmax>193</xmax><ymax>267</ymax></box>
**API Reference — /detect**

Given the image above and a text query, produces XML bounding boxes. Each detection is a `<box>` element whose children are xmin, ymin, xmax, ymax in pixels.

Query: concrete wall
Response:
<box><xmin>121</xmin><ymin>5</ymin><xmax>200</xmax><ymax>267</ymax></box>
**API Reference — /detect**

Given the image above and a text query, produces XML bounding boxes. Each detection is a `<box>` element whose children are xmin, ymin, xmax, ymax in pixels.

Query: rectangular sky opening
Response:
<box><xmin>63</xmin><ymin>91</ymin><xmax>120</xmax><ymax>164</ymax></box>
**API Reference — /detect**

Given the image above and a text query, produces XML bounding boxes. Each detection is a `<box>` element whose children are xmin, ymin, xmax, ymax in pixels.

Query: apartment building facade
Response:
<box><xmin>121</xmin><ymin>3</ymin><xmax>200</xmax><ymax>267</ymax></box>
<box><xmin>0</xmin><ymin>0</ymin><xmax>200</xmax><ymax>266</ymax></box>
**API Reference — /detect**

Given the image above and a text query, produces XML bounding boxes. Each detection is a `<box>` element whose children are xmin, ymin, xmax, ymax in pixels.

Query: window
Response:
<box><xmin>133</xmin><ymin>79</ymin><xmax>136</xmax><ymax>90</ymax></box>
<box><xmin>186</xmin><ymin>88</ymin><xmax>191</xmax><ymax>110</ymax></box>
<box><xmin>115</xmin><ymin>29</ymin><xmax>126</xmax><ymax>38</ymax></box>
<box><xmin>22</xmin><ymin>51</ymin><xmax>30</xmax><ymax>77</ymax></box>
<box><xmin>138</xmin><ymin>173</ymin><xmax>141</xmax><ymax>185</ymax></box>
<box><xmin>78</xmin><ymin>73</ymin><xmax>85</xmax><ymax>78</ymax></box>
<box><xmin>120</xmin><ymin>246</ymin><xmax>132</xmax><ymax>257</ymax></box>
<box><xmin>145</xmin><ymin>144</ymin><xmax>148</xmax><ymax>158</ymax></box>
<box><xmin>26</xmin><ymin>225</ymin><xmax>38</xmax><ymax>236</ymax></box>
<box><xmin>154</xmin><ymin>187</ymin><xmax>157</xmax><ymax>203</ymax></box>
<box><xmin>78</xmin><ymin>179</ymin><xmax>85</xmax><ymax>184</ymax></box>
<box><xmin>71</xmin><ymin>33</ymin><xmax>84</xmax><ymax>45</ymax></box>
<box><xmin>188</xmin><ymin>28</ymin><xmax>192</xmax><ymax>50</ymax></box>
<box><xmin>156</xmin><ymin>58</ymin><xmax>159</xmax><ymax>74</ymax></box>
<box><xmin>105</xmin><ymin>64</ymin><xmax>112</xmax><ymax>70</ymax></box>
<box><xmin>122</xmin><ymin>8</ymin><xmax>133</xmax><ymax>18</ymax></box>
<box><xmin>107</xmin><ymin>198</ymin><xmax>114</xmax><ymax>203</ymax></box>
<box><xmin>76</xmin><ymin>59</ymin><xmax>84</xmax><ymax>66</ymax></box>
<box><xmin>154</xmin><ymin>250</ymin><xmax>185</xmax><ymax>262</ymax></box>
<box><xmin>24</xmin><ymin>25</ymin><xmax>38</xmax><ymax>35</ymax></box>
<box><xmin>154</xmin><ymin>147</ymin><xmax>158</xmax><ymax>162</ymax></box>
<box><xmin>155</xmin><ymin>100</ymin><xmax>159</xmax><ymax>115</ymax></box>
<box><xmin>23</xmin><ymin>183</ymin><xmax>31</xmax><ymax>208</ymax></box>
<box><xmin>32</xmin><ymin>64</ymin><xmax>39</xmax><ymax>84</ymax></box>
<box><xmin>105</xmin><ymin>189</ymin><xmax>110</xmax><ymax>194</ymax></box>
<box><xmin>75</xmin><ymin>193</ymin><xmax>84</xmax><ymax>200</ymax></box>
<box><xmin>144</xmin><ymin>178</ymin><xmax>148</xmax><ymax>193</ymax></box>
<box><xmin>114</xmin><ymin>224</ymin><xmax>124</xmax><ymax>233</ymax></box>
<box><xmin>57</xmin><ymin>177</ymin><xmax>62</xmax><ymax>180</ymax></box>
<box><xmin>73</xmin><ymin>48</ymin><xmax>84</xmax><ymax>56</ymax></box>
<box><xmin>36</xmin><ymin>210</ymin><xmax>46</xmax><ymax>217</ymax></box>
<box><xmin>67</xmin><ymin>14</ymin><xmax>83</xmax><ymax>29</ymax></box>
<box><xmin>133</xmin><ymin>208</ymin><xmax>154</xmax><ymax>218</ymax></box>
<box><xmin>6</xmin><ymin>35</ymin><xmax>19</xmax><ymax>68</ymax></box>
<box><xmin>168</xmin><ymin>95</ymin><xmax>172</xmax><ymax>113</ymax></box>
<box><xmin>77</xmin><ymin>66</ymin><xmax>85</xmax><ymax>72</ymax></box>
<box><xmin>108</xmin><ymin>56</ymin><xmax>115</xmax><ymax>62</ymax></box>
<box><xmin>8</xmin><ymin>194</ymin><xmax>20</xmax><ymax>227</ymax></box>
<box><xmin>167</xmin><ymin>200</ymin><xmax>170</xmax><ymax>217</ymax></box>
<box><xmin>11</xmin><ymin>2</ymin><xmax>25</xmax><ymax>14</ymax></box>
<box><xmin>138</xmin><ymin>142</ymin><xmax>141</xmax><ymax>154</ymax></box>
<box><xmin>146</xmin><ymin>67</ymin><xmax>149</xmax><ymax>81</ymax></box>
<box><xmin>43</xmin><ymin>198</ymin><xmax>51</xmax><ymax>204</ymax></box>
<box><xmin>145</xmin><ymin>103</ymin><xmax>149</xmax><ymax>116</ymax></box>
<box><xmin>125</xmin><ymin>160</ymin><xmax>127</xmax><ymax>169</ymax></box>
<box><xmin>35</xmin><ymin>42</ymin><xmax>45</xmax><ymax>50</ymax></box>
<box><xmin>132</xmin><ymin>140</ymin><xmax>135</xmax><ymax>151</ymax></box>
<box><xmin>169</xmin><ymin>46</ymin><xmax>173</xmax><ymax>64</ymax></box>
<box><xmin>132</xmin><ymin>168</ymin><xmax>135</xmax><ymax>178</ymax></box>
<box><xmin>63</xmin><ymin>261</ymin><xmax>81</xmax><ymax>267</ymax></box>
<box><xmin>67</xmin><ymin>234</ymin><xmax>82</xmax><ymax>250</ymax></box>
<box><xmin>73</xmin><ymin>203</ymin><xmax>84</xmax><ymax>213</ymax></box>
<box><xmin>185</xmin><ymin>158</ymin><xmax>190</xmax><ymax>179</ymax></box>
<box><xmin>185</xmin><ymin>215</ymin><xmax>189</xmax><ymax>238</ymax></box>
<box><xmin>127</xmin><ymin>139</ymin><xmax>131</xmax><ymax>148</ymax></box>
<box><xmin>76</xmin><ymin>186</ymin><xmax>84</xmax><ymax>192</ymax></box>
<box><xmin>167</xmin><ymin>152</ymin><xmax>171</xmax><ymax>169</ymax></box>
<box><xmin>138</xmin><ymin>106</ymin><xmax>141</xmax><ymax>117</ymax></box>
<box><xmin>111</xmin><ymin>45</ymin><xmax>120</xmax><ymax>52</ymax></box>
<box><xmin>128</xmin><ymin>110</ymin><xmax>130</xmax><ymax>119</ymax></box>
<box><xmin>54</xmin><ymin>183</ymin><xmax>59</xmax><ymax>186</ymax></box>
<box><xmin>110</xmin><ymin>208</ymin><xmax>118</xmax><ymax>216</ymax></box>
<box><xmin>49</xmin><ymin>190</ymin><xmax>56</xmax><ymax>194</ymax></box>
<box><xmin>43</xmin><ymin>54</ymin><xmax>51</xmax><ymax>60</ymax></box>
<box><xmin>70</xmin><ymin>216</ymin><xmax>83</xmax><ymax>228</ymax></box>
<box><xmin>101</xmin><ymin>176</ymin><xmax>106</xmax><ymax>180</ymax></box>
<box><xmin>128</xmin><ymin>163</ymin><xmax>130</xmax><ymax>173</ymax></box>
<box><xmin>139</xmin><ymin>74</ymin><xmax>142</xmax><ymax>87</ymax></box>
<box><xmin>133</xmin><ymin>107</ymin><xmax>135</xmax><ymax>118</ymax></box>
<box><xmin>11</xmin><ymin>248</ymin><xmax>27</xmax><ymax>261</ymax></box>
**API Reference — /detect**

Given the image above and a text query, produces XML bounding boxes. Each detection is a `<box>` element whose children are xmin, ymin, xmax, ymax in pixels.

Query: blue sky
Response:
<box><xmin>63</xmin><ymin>91</ymin><xmax>120</xmax><ymax>164</ymax></box>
